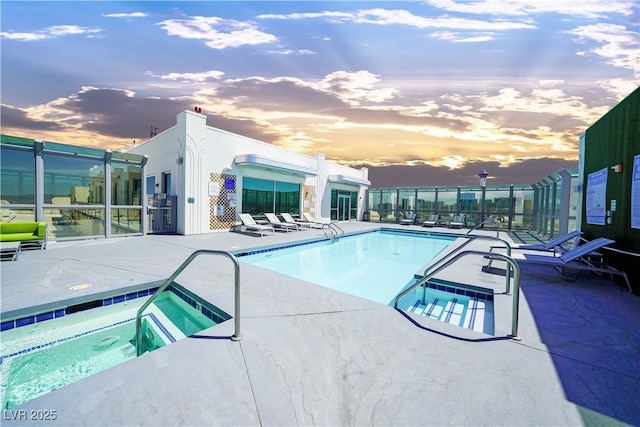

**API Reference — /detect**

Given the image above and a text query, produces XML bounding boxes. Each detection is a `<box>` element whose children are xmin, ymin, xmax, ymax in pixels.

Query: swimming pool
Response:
<box><xmin>239</xmin><ymin>229</ymin><xmax>494</xmax><ymax>334</ymax></box>
<box><xmin>240</xmin><ymin>229</ymin><xmax>452</xmax><ymax>304</ymax></box>
<box><xmin>0</xmin><ymin>284</ymin><xmax>229</xmax><ymax>409</ymax></box>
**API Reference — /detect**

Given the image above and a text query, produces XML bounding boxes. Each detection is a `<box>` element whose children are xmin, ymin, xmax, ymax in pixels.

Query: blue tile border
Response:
<box><xmin>0</xmin><ymin>284</ymin><xmax>229</xmax><ymax>332</ymax></box>
<box><xmin>426</xmin><ymin>281</ymin><xmax>493</xmax><ymax>301</ymax></box>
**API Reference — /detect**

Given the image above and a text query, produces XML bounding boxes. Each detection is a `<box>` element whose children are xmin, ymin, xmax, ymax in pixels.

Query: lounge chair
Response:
<box><xmin>264</xmin><ymin>213</ymin><xmax>300</xmax><ymax>232</ymax></box>
<box><xmin>238</xmin><ymin>214</ymin><xmax>274</xmax><ymax>236</ymax></box>
<box><xmin>422</xmin><ymin>214</ymin><xmax>439</xmax><ymax>227</ymax></box>
<box><xmin>448</xmin><ymin>215</ymin><xmax>465</xmax><ymax>229</ymax></box>
<box><xmin>281</xmin><ymin>213</ymin><xmax>312</xmax><ymax>228</ymax></box>
<box><xmin>491</xmin><ymin>230</ymin><xmax>583</xmax><ymax>255</ymax></box>
<box><xmin>510</xmin><ymin>237</ymin><xmax>632</xmax><ymax>292</ymax></box>
<box><xmin>400</xmin><ymin>212</ymin><xmax>417</xmax><ymax>225</ymax></box>
<box><xmin>301</xmin><ymin>212</ymin><xmax>325</xmax><ymax>228</ymax></box>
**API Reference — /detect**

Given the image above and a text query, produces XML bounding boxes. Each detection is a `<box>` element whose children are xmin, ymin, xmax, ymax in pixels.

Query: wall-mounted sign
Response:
<box><xmin>632</xmin><ymin>154</ymin><xmax>640</xmax><ymax>229</ymax></box>
<box><xmin>586</xmin><ymin>168</ymin><xmax>608</xmax><ymax>225</ymax></box>
<box><xmin>209</xmin><ymin>182</ymin><xmax>220</xmax><ymax>197</ymax></box>
<box><xmin>224</xmin><ymin>178</ymin><xmax>235</xmax><ymax>190</ymax></box>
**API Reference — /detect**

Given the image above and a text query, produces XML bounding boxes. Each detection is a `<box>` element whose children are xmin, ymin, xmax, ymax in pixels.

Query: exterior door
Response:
<box><xmin>338</xmin><ymin>194</ymin><xmax>351</xmax><ymax>221</ymax></box>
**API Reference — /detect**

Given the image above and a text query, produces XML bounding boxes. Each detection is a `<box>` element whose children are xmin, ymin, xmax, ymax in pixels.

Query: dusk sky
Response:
<box><xmin>1</xmin><ymin>1</ymin><xmax>638</xmax><ymax>187</ymax></box>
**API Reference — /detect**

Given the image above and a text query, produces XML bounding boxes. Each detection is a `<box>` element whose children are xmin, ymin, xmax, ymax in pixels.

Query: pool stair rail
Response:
<box><xmin>322</xmin><ymin>222</ymin><xmax>344</xmax><ymax>242</ymax></box>
<box><xmin>135</xmin><ymin>249</ymin><xmax>242</xmax><ymax>356</ymax></box>
<box><xmin>392</xmin><ymin>236</ymin><xmax>521</xmax><ymax>340</ymax></box>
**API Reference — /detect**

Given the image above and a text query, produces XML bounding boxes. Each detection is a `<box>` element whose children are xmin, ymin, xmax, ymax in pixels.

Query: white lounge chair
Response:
<box><xmin>238</xmin><ymin>214</ymin><xmax>274</xmax><ymax>236</ymax></box>
<box><xmin>448</xmin><ymin>215</ymin><xmax>465</xmax><ymax>229</ymax></box>
<box><xmin>264</xmin><ymin>213</ymin><xmax>300</xmax><ymax>232</ymax></box>
<box><xmin>301</xmin><ymin>212</ymin><xmax>325</xmax><ymax>228</ymax></box>
<box><xmin>422</xmin><ymin>214</ymin><xmax>439</xmax><ymax>227</ymax></box>
<box><xmin>400</xmin><ymin>212</ymin><xmax>417</xmax><ymax>225</ymax></box>
<box><xmin>512</xmin><ymin>238</ymin><xmax>632</xmax><ymax>292</ymax></box>
<box><xmin>281</xmin><ymin>213</ymin><xmax>312</xmax><ymax>228</ymax></box>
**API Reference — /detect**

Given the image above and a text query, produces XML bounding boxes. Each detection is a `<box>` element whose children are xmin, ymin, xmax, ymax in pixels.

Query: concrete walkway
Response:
<box><xmin>1</xmin><ymin>222</ymin><xmax>638</xmax><ymax>426</ymax></box>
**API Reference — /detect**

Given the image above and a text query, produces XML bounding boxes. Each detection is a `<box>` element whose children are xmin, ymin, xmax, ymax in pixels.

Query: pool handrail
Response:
<box><xmin>135</xmin><ymin>249</ymin><xmax>242</xmax><ymax>356</ymax></box>
<box><xmin>393</xmin><ymin>250</ymin><xmax>521</xmax><ymax>340</ymax></box>
<box><xmin>421</xmin><ymin>234</ymin><xmax>513</xmax><ymax>294</ymax></box>
<box><xmin>322</xmin><ymin>222</ymin><xmax>344</xmax><ymax>239</ymax></box>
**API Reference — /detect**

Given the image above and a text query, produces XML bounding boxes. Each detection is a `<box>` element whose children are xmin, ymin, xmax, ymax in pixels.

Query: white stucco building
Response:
<box><xmin>127</xmin><ymin>109</ymin><xmax>370</xmax><ymax>235</ymax></box>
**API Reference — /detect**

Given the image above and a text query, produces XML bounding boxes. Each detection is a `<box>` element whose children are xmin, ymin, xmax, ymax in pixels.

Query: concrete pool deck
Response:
<box><xmin>1</xmin><ymin>222</ymin><xmax>638</xmax><ymax>426</ymax></box>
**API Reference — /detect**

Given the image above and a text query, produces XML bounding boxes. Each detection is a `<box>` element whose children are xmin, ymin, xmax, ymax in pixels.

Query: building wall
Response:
<box><xmin>581</xmin><ymin>87</ymin><xmax>640</xmax><ymax>293</ymax></box>
<box><xmin>128</xmin><ymin>110</ymin><xmax>369</xmax><ymax>235</ymax></box>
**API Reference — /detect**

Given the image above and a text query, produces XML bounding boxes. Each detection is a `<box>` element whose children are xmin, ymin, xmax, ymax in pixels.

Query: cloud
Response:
<box><xmin>157</xmin><ymin>16</ymin><xmax>277</xmax><ymax>49</ymax></box>
<box><xmin>259</xmin><ymin>8</ymin><xmax>535</xmax><ymax>31</ymax></box>
<box><xmin>425</xmin><ymin>0</ymin><xmax>637</xmax><ymax>19</ymax></box>
<box><xmin>1</xmin><ymin>25</ymin><xmax>102</xmax><ymax>41</ymax></box>
<box><xmin>103</xmin><ymin>12</ymin><xmax>149</xmax><ymax>19</ymax></box>
<box><xmin>145</xmin><ymin>70</ymin><xmax>225</xmax><ymax>83</ymax></box>
<box><xmin>568</xmin><ymin>23</ymin><xmax>640</xmax><ymax>77</ymax></box>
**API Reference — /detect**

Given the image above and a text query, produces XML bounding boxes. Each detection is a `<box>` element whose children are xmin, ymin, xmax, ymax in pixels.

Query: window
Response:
<box><xmin>0</xmin><ymin>147</ymin><xmax>35</xmax><ymax>204</ymax></box>
<box><xmin>162</xmin><ymin>172</ymin><xmax>171</xmax><ymax>195</ymax></box>
<box><xmin>242</xmin><ymin>177</ymin><xmax>300</xmax><ymax>215</ymax></box>
<box><xmin>44</xmin><ymin>153</ymin><xmax>104</xmax><ymax>205</ymax></box>
<box><xmin>146</xmin><ymin>176</ymin><xmax>156</xmax><ymax>195</ymax></box>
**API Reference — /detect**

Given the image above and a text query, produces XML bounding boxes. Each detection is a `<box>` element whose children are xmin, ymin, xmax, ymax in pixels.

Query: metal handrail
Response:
<box><xmin>322</xmin><ymin>222</ymin><xmax>344</xmax><ymax>239</ymax></box>
<box><xmin>393</xmin><ymin>250</ymin><xmax>521</xmax><ymax>340</ymax></box>
<box><xmin>465</xmin><ymin>216</ymin><xmax>501</xmax><ymax>238</ymax></box>
<box><xmin>135</xmin><ymin>249</ymin><xmax>242</xmax><ymax>356</ymax></box>
<box><xmin>421</xmin><ymin>234</ymin><xmax>513</xmax><ymax>294</ymax></box>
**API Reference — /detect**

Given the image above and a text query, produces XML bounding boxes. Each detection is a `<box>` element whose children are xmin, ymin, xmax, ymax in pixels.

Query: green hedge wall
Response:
<box><xmin>582</xmin><ymin>87</ymin><xmax>640</xmax><ymax>294</ymax></box>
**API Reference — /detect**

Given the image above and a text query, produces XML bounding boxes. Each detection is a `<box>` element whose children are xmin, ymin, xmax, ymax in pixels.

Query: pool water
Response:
<box><xmin>0</xmin><ymin>290</ymin><xmax>221</xmax><ymax>409</ymax></box>
<box><xmin>240</xmin><ymin>230</ymin><xmax>452</xmax><ymax>305</ymax></box>
<box><xmin>240</xmin><ymin>230</ymin><xmax>494</xmax><ymax>334</ymax></box>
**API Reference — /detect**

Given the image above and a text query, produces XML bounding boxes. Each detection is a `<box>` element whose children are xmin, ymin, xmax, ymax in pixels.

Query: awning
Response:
<box><xmin>328</xmin><ymin>174</ymin><xmax>371</xmax><ymax>186</ymax></box>
<box><xmin>234</xmin><ymin>154</ymin><xmax>317</xmax><ymax>176</ymax></box>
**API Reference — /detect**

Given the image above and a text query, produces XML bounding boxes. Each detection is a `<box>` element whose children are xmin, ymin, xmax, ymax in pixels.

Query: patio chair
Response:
<box><xmin>238</xmin><ymin>214</ymin><xmax>274</xmax><ymax>236</ymax></box>
<box><xmin>281</xmin><ymin>213</ymin><xmax>312</xmax><ymax>228</ymax></box>
<box><xmin>491</xmin><ymin>230</ymin><xmax>583</xmax><ymax>255</ymax></box>
<box><xmin>265</xmin><ymin>213</ymin><xmax>300</xmax><ymax>232</ymax></box>
<box><xmin>422</xmin><ymin>214</ymin><xmax>439</xmax><ymax>227</ymax></box>
<box><xmin>302</xmin><ymin>212</ymin><xmax>325</xmax><ymax>228</ymax></box>
<box><xmin>510</xmin><ymin>237</ymin><xmax>632</xmax><ymax>292</ymax></box>
<box><xmin>448</xmin><ymin>215</ymin><xmax>465</xmax><ymax>229</ymax></box>
<box><xmin>400</xmin><ymin>212</ymin><xmax>417</xmax><ymax>225</ymax></box>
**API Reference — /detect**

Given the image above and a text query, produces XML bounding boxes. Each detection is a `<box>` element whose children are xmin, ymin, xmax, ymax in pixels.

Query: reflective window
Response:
<box><xmin>398</xmin><ymin>190</ymin><xmax>414</xmax><ymax>212</ymax></box>
<box><xmin>416</xmin><ymin>190</ymin><xmax>436</xmax><ymax>217</ymax></box>
<box><xmin>437</xmin><ymin>190</ymin><xmax>458</xmax><ymax>213</ymax></box>
<box><xmin>379</xmin><ymin>190</ymin><xmax>397</xmax><ymax>222</ymax></box>
<box><xmin>330</xmin><ymin>189</ymin><xmax>358</xmax><ymax>220</ymax></box>
<box><xmin>146</xmin><ymin>176</ymin><xmax>156</xmax><ymax>195</ymax></box>
<box><xmin>45</xmin><ymin>207</ymin><xmax>105</xmax><ymax>238</ymax></box>
<box><xmin>112</xmin><ymin>163</ymin><xmax>142</xmax><ymax>205</ymax></box>
<box><xmin>242</xmin><ymin>177</ymin><xmax>300</xmax><ymax>215</ymax></box>
<box><xmin>0</xmin><ymin>147</ymin><xmax>35</xmax><ymax>204</ymax></box>
<box><xmin>111</xmin><ymin>208</ymin><xmax>143</xmax><ymax>235</ymax></box>
<box><xmin>275</xmin><ymin>181</ymin><xmax>300</xmax><ymax>215</ymax></box>
<box><xmin>44</xmin><ymin>153</ymin><xmax>104</xmax><ymax>205</ymax></box>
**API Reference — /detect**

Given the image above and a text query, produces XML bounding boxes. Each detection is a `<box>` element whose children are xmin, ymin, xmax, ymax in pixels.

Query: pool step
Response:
<box><xmin>408</xmin><ymin>297</ymin><xmax>487</xmax><ymax>333</ymax></box>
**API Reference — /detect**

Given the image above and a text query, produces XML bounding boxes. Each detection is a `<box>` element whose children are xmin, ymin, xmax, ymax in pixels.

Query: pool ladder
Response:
<box><xmin>134</xmin><ymin>250</ymin><xmax>242</xmax><ymax>356</ymax></box>
<box><xmin>322</xmin><ymin>222</ymin><xmax>344</xmax><ymax>241</ymax></box>
<box><xmin>392</xmin><ymin>234</ymin><xmax>522</xmax><ymax>340</ymax></box>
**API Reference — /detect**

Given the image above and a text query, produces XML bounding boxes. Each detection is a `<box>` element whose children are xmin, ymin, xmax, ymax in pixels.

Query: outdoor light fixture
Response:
<box><xmin>478</xmin><ymin>169</ymin><xmax>489</xmax><ymax>187</ymax></box>
<box><xmin>611</xmin><ymin>163</ymin><xmax>623</xmax><ymax>173</ymax></box>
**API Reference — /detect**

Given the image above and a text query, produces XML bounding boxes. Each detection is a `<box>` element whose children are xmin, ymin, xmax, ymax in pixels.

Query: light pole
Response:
<box><xmin>478</xmin><ymin>169</ymin><xmax>489</xmax><ymax>225</ymax></box>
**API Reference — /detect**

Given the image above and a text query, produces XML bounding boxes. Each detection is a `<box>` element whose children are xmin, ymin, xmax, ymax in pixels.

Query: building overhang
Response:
<box><xmin>328</xmin><ymin>174</ymin><xmax>371</xmax><ymax>187</ymax></box>
<box><xmin>234</xmin><ymin>154</ymin><xmax>317</xmax><ymax>177</ymax></box>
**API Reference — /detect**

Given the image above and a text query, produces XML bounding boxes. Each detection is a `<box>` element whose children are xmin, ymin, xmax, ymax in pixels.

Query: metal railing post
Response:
<box><xmin>135</xmin><ymin>249</ymin><xmax>242</xmax><ymax>356</ymax></box>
